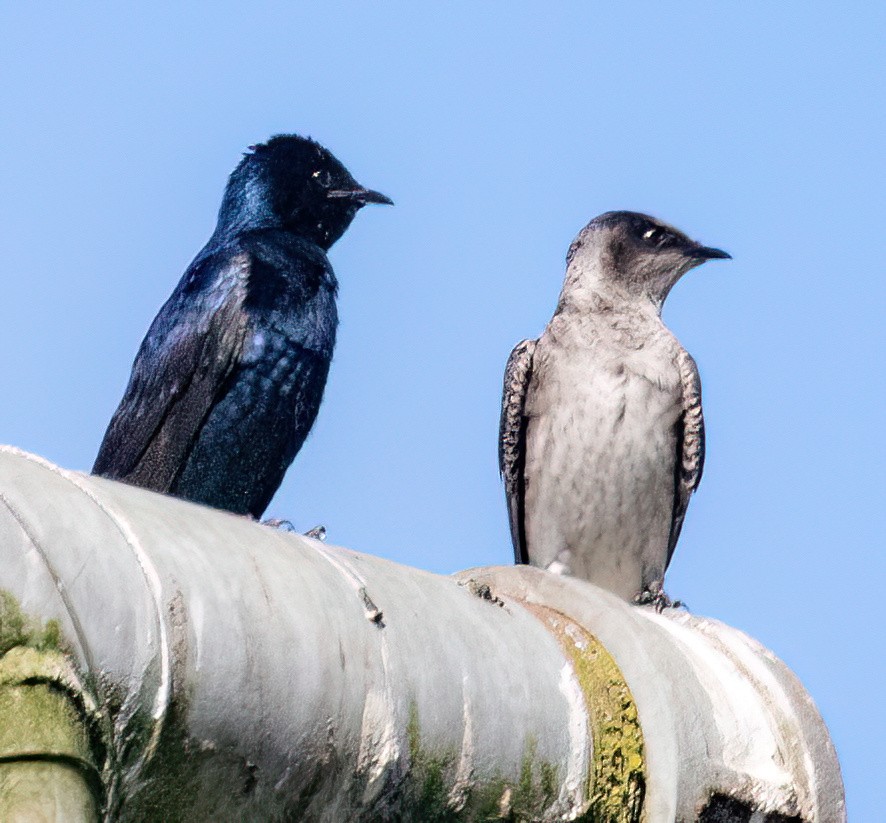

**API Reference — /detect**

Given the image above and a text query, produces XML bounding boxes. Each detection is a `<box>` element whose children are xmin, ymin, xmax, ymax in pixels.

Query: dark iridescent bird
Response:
<box><xmin>93</xmin><ymin>134</ymin><xmax>391</xmax><ymax>518</ymax></box>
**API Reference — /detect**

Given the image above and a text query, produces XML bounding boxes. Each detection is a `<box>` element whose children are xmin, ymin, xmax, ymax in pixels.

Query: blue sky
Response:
<box><xmin>2</xmin><ymin>3</ymin><xmax>882</xmax><ymax>816</ymax></box>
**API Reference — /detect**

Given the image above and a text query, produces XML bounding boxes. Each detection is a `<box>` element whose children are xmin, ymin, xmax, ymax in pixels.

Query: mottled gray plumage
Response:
<box><xmin>499</xmin><ymin>211</ymin><xmax>729</xmax><ymax>603</ymax></box>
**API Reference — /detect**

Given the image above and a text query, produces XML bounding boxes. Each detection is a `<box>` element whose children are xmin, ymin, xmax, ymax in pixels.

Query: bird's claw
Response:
<box><xmin>634</xmin><ymin>585</ymin><xmax>683</xmax><ymax>613</ymax></box>
<box><xmin>262</xmin><ymin>518</ymin><xmax>297</xmax><ymax>532</ymax></box>
<box><xmin>261</xmin><ymin>520</ymin><xmax>327</xmax><ymax>541</ymax></box>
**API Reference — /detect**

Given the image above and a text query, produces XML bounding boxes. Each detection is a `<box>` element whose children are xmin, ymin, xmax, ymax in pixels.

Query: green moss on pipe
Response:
<box><xmin>524</xmin><ymin>602</ymin><xmax>645</xmax><ymax>823</ymax></box>
<box><xmin>0</xmin><ymin>591</ymin><xmax>99</xmax><ymax>821</ymax></box>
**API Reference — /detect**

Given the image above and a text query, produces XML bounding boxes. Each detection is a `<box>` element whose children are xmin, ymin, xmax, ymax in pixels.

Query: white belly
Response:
<box><xmin>523</xmin><ymin>342</ymin><xmax>682</xmax><ymax>600</ymax></box>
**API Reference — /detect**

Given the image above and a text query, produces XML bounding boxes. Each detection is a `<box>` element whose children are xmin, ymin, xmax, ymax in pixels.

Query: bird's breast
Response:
<box><xmin>528</xmin><ymin>361</ymin><xmax>681</xmax><ymax>461</ymax></box>
<box><xmin>522</xmin><ymin>341</ymin><xmax>684</xmax><ymax>593</ymax></box>
<box><xmin>241</xmin><ymin>274</ymin><xmax>338</xmax><ymax>359</ymax></box>
<box><xmin>529</xmin><ymin>332</ymin><xmax>683</xmax><ymax>423</ymax></box>
<box><xmin>524</xmin><ymin>338</ymin><xmax>683</xmax><ymax>522</ymax></box>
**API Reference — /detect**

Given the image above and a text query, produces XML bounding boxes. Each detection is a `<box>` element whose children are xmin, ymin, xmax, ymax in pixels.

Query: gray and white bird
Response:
<box><xmin>499</xmin><ymin>211</ymin><xmax>730</xmax><ymax>605</ymax></box>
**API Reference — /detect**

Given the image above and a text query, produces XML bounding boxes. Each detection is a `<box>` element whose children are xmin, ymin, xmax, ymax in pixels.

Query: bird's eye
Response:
<box><xmin>312</xmin><ymin>169</ymin><xmax>332</xmax><ymax>188</ymax></box>
<box><xmin>642</xmin><ymin>227</ymin><xmax>671</xmax><ymax>247</ymax></box>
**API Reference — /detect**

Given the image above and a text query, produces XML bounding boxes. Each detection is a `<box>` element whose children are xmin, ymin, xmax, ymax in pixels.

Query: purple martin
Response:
<box><xmin>499</xmin><ymin>211</ymin><xmax>729</xmax><ymax>606</ymax></box>
<box><xmin>93</xmin><ymin>134</ymin><xmax>391</xmax><ymax>518</ymax></box>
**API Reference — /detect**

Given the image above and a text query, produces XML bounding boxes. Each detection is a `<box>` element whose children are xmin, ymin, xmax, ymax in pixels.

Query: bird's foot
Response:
<box><xmin>633</xmin><ymin>585</ymin><xmax>683</xmax><ymax>613</ymax></box>
<box><xmin>262</xmin><ymin>518</ymin><xmax>297</xmax><ymax>532</ymax></box>
<box><xmin>261</xmin><ymin>520</ymin><xmax>327</xmax><ymax>541</ymax></box>
<box><xmin>304</xmin><ymin>525</ymin><xmax>327</xmax><ymax>541</ymax></box>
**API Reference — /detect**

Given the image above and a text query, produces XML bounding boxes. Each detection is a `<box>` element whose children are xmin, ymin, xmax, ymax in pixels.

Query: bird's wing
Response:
<box><xmin>499</xmin><ymin>338</ymin><xmax>537</xmax><ymax>564</ymax></box>
<box><xmin>666</xmin><ymin>349</ymin><xmax>706</xmax><ymax>567</ymax></box>
<box><xmin>92</xmin><ymin>252</ymin><xmax>252</xmax><ymax>492</ymax></box>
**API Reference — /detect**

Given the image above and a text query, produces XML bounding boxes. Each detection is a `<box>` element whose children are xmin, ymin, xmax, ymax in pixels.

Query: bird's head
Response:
<box><xmin>219</xmin><ymin>134</ymin><xmax>392</xmax><ymax>248</ymax></box>
<box><xmin>565</xmin><ymin>211</ymin><xmax>730</xmax><ymax>308</ymax></box>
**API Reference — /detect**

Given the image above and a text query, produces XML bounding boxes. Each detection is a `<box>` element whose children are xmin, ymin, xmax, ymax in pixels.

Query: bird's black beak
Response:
<box><xmin>326</xmin><ymin>187</ymin><xmax>394</xmax><ymax>206</ymax></box>
<box><xmin>691</xmin><ymin>244</ymin><xmax>731</xmax><ymax>261</ymax></box>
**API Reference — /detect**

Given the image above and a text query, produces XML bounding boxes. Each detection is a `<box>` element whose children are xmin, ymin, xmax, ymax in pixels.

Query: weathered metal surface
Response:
<box><xmin>0</xmin><ymin>447</ymin><xmax>845</xmax><ymax>821</ymax></box>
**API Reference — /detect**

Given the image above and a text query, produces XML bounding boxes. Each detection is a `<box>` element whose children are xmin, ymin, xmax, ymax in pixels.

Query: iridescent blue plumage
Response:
<box><xmin>93</xmin><ymin>134</ymin><xmax>391</xmax><ymax>517</ymax></box>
